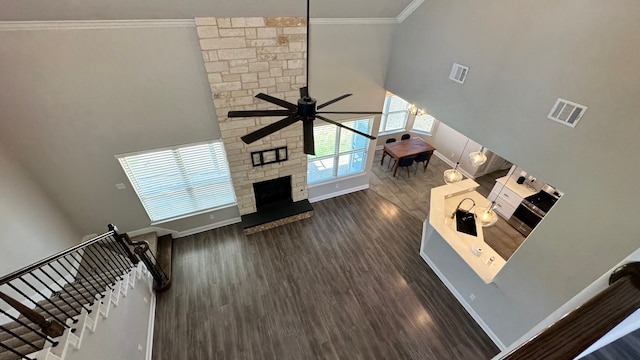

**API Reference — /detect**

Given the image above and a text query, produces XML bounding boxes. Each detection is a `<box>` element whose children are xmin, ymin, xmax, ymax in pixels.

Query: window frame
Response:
<box><xmin>307</xmin><ymin>117</ymin><xmax>373</xmax><ymax>185</ymax></box>
<box><xmin>378</xmin><ymin>94</ymin><xmax>409</xmax><ymax>134</ymax></box>
<box><xmin>410</xmin><ymin>113</ymin><xmax>437</xmax><ymax>135</ymax></box>
<box><xmin>116</xmin><ymin>140</ymin><xmax>236</xmax><ymax>224</ymax></box>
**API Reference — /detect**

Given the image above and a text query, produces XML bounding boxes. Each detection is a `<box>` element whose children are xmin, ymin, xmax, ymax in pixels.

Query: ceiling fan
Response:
<box><xmin>227</xmin><ymin>0</ymin><xmax>380</xmax><ymax>155</ymax></box>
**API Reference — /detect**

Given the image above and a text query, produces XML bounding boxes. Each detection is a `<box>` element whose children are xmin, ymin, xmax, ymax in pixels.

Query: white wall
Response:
<box><xmin>65</xmin><ymin>270</ymin><xmax>155</xmax><ymax>360</ymax></box>
<box><xmin>385</xmin><ymin>0</ymin><xmax>640</xmax><ymax>346</ymax></box>
<box><xmin>307</xmin><ymin>22</ymin><xmax>394</xmax><ymax>200</ymax></box>
<box><xmin>0</xmin><ymin>142</ymin><xmax>80</xmax><ymax>276</ymax></box>
<box><xmin>0</xmin><ymin>23</ymin><xmax>239</xmax><ymax>236</ymax></box>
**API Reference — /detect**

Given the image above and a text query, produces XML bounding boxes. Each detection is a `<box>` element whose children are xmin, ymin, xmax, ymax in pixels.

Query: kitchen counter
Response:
<box><xmin>495</xmin><ymin>175</ymin><xmax>537</xmax><ymax>199</ymax></box>
<box><xmin>424</xmin><ymin>179</ymin><xmax>506</xmax><ymax>283</ymax></box>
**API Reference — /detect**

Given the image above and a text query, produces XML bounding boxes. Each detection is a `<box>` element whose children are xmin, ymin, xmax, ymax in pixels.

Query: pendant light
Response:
<box><xmin>408</xmin><ymin>103</ymin><xmax>426</xmax><ymax>116</ymax></box>
<box><xmin>469</xmin><ymin>146</ymin><xmax>487</xmax><ymax>167</ymax></box>
<box><xmin>443</xmin><ymin>139</ymin><xmax>469</xmax><ymax>184</ymax></box>
<box><xmin>475</xmin><ymin>177</ymin><xmax>508</xmax><ymax>227</ymax></box>
<box><xmin>443</xmin><ymin>163</ymin><xmax>463</xmax><ymax>184</ymax></box>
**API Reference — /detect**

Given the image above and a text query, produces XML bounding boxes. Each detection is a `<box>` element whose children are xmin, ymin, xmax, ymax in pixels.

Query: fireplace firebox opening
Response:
<box><xmin>253</xmin><ymin>175</ymin><xmax>293</xmax><ymax>212</ymax></box>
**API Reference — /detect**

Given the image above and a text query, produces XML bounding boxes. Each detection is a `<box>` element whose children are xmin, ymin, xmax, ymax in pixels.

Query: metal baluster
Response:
<box><xmin>109</xmin><ymin>224</ymin><xmax>139</xmax><ymax>266</ymax></box>
<box><xmin>94</xmin><ymin>240</ymin><xmax>126</xmax><ymax>279</ymax></box>
<box><xmin>145</xmin><ymin>249</ymin><xmax>169</xmax><ymax>282</ymax></box>
<box><xmin>0</xmin><ymin>308</ymin><xmax>59</xmax><ymax>347</ymax></box>
<box><xmin>102</xmin><ymin>237</ymin><xmax>131</xmax><ymax>273</ymax></box>
<box><xmin>27</xmin><ymin>271</ymin><xmax>81</xmax><ymax>319</ymax></box>
<box><xmin>52</xmin><ymin>259</ymin><xmax>94</xmax><ymax>308</ymax></box>
<box><xmin>86</xmin><ymin>243</ymin><xmax>120</xmax><ymax>285</ymax></box>
<box><xmin>89</xmin><ymin>242</ymin><xmax>123</xmax><ymax>285</ymax></box>
<box><xmin>41</xmin><ymin>265</ymin><xmax>91</xmax><ymax>313</ymax></box>
<box><xmin>0</xmin><ymin>324</ymin><xmax>41</xmax><ymax>352</ymax></box>
<box><xmin>0</xmin><ymin>341</ymin><xmax>35</xmax><ymax>360</ymax></box>
<box><xmin>81</xmin><ymin>246</ymin><xmax>117</xmax><ymax>288</ymax></box>
<box><xmin>7</xmin><ymin>283</ymin><xmax>70</xmax><ymax>329</ymax></box>
<box><xmin>15</xmin><ymin>278</ymin><xmax>75</xmax><ymax>325</ymax></box>
<box><xmin>61</xmin><ymin>254</ymin><xmax>105</xmax><ymax>299</ymax></box>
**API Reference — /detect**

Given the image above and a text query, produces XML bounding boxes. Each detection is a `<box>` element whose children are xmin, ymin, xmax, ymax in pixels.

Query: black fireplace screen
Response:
<box><xmin>253</xmin><ymin>175</ymin><xmax>292</xmax><ymax>211</ymax></box>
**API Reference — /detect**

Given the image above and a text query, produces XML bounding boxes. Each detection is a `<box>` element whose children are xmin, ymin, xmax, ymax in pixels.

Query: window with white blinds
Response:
<box><xmin>117</xmin><ymin>141</ymin><xmax>236</xmax><ymax>222</ymax></box>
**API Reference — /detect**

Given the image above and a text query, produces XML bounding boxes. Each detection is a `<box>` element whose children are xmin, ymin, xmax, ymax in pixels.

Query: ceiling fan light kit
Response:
<box><xmin>227</xmin><ymin>0</ymin><xmax>380</xmax><ymax>155</ymax></box>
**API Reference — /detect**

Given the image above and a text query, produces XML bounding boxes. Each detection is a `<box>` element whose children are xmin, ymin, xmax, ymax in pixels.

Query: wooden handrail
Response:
<box><xmin>502</xmin><ymin>262</ymin><xmax>640</xmax><ymax>359</ymax></box>
<box><xmin>0</xmin><ymin>291</ymin><xmax>64</xmax><ymax>338</ymax></box>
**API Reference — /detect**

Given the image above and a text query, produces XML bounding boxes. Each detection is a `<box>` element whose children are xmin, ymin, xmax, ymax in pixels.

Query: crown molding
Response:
<box><xmin>310</xmin><ymin>18</ymin><xmax>397</xmax><ymax>25</ymax></box>
<box><xmin>0</xmin><ymin>19</ymin><xmax>195</xmax><ymax>31</ymax></box>
<box><xmin>396</xmin><ymin>0</ymin><xmax>425</xmax><ymax>23</ymax></box>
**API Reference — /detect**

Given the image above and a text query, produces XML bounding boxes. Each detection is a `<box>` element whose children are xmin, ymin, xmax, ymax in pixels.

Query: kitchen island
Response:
<box><xmin>422</xmin><ymin>179</ymin><xmax>506</xmax><ymax>284</ymax></box>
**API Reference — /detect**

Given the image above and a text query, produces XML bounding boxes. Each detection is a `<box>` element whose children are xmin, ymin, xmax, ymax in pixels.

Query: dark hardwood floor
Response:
<box><xmin>581</xmin><ymin>327</ymin><xmax>640</xmax><ymax>360</ymax></box>
<box><xmin>152</xmin><ymin>190</ymin><xmax>499</xmax><ymax>360</ymax></box>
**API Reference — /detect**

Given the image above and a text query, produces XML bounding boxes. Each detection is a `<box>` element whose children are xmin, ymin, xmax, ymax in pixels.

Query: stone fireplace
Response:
<box><xmin>195</xmin><ymin>16</ymin><xmax>309</xmax><ymax>216</ymax></box>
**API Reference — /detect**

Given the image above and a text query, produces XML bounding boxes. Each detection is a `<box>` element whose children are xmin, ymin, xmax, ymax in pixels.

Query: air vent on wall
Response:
<box><xmin>547</xmin><ymin>98</ymin><xmax>587</xmax><ymax>128</ymax></box>
<box><xmin>449</xmin><ymin>63</ymin><xmax>469</xmax><ymax>84</ymax></box>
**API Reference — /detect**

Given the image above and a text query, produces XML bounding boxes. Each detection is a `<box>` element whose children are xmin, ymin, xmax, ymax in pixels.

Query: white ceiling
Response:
<box><xmin>0</xmin><ymin>0</ymin><xmax>415</xmax><ymax>21</ymax></box>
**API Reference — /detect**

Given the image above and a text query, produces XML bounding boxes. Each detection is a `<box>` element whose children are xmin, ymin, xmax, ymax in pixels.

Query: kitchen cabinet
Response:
<box><xmin>487</xmin><ymin>174</ymin><xmax>536</xmax><ymax>220</ymax></box>
<box><xmin>488</xmin><ymin>183</ymin><xmax>521</xmax><ymax>219</ymax></box>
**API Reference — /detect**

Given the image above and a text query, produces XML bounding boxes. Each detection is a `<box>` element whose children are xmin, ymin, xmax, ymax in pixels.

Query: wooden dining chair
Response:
<box><xmin>397</xmin><ymin>157</ymin><xmax>415</xmax><ymax>179</ymax></box>
<box><xmin>413</xmin><ymin>150</ymin><xmax>434</xmax><ymax>174</ymax></box>
<box><xmin>400</xmin><ymin>134</ymin><xmax>411</xmax><ymax>140</ymax></box>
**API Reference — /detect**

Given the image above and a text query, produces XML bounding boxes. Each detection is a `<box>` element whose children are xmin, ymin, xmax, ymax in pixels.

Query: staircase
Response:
<box><xmin>0</xmin><ymin>225</ymin><xmax>169</xmax><ymax>360</ymax></box>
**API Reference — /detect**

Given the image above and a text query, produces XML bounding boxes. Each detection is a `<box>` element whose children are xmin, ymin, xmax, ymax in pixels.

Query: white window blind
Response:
<box><xmin>117</xmin><ymin>141</ymin><xmax>236</xmax><ymax>222</ymax></box>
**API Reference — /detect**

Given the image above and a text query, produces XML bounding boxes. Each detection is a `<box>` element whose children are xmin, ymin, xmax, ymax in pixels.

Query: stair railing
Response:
<box><xmin>108</xmin><ymin>225</ymin><xmax>170</xmax><ymax>291</ymax></box>
<box><xmin>501</xmin><ymin>262</ymin><xmax>640</xmax><ymax>359</ymax></box>
<box><xmin>0</xmin><ymin>225</ymin><xmax>142</xmax><ymax>360</ymax></box>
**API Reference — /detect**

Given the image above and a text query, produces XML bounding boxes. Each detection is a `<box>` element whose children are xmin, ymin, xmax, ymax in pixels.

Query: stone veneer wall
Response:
<box><xmin>195</xmin><ymin>17</ymin><xmax>308</xmax><ymax>215</ymax></box>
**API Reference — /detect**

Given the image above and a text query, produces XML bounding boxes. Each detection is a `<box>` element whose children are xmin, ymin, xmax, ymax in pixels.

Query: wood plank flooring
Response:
<box><xmin>581</xmin><ymin>328</ymin><xmax>640</xmax><ymax>360</ymax></box>
<box><xmin>152</xmin><ymin>190</ymin><xmax>499</xmax><ymax>360</ymax></box>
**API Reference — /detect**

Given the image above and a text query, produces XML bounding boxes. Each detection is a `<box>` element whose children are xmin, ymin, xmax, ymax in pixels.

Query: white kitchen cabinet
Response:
<box><xmin>488</xmin><ymin>182</ymin><xmax>523</xmax><ymax>219</ymax></box>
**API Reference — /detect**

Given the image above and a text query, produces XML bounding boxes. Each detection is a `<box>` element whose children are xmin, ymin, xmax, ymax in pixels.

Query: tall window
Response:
<box><xmin>307</xmin><ymin>118</ymin><xmax>372</xmax><ymax>184</ymax></box>
<box><xmin>379</xmin><ymin>92</ymin><xmax>409</xmax><ymax>133</ymax></box>
<box><xmin>412</xmin><ymin>113</ymin><xmax>436</xmax><ymax>134</ymax></box>
<box><xmin>117</xmin><ymin>141</ymin><xmax>236</xmax><ymax>222</ymax></box>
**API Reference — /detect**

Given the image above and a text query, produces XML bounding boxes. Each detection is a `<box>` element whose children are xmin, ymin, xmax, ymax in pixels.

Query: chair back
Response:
<box><xmin>400</xmin><ymin>134</ymin><xmax>411</xmax><ymax>140</ymax></box>
<box><xmin>398</xmin><ymin>157</ymin><xmax>414</xmax><ymax>167</ymax></box>
<box><xmin>415</xmin><ymin>151</ymin><xmax>433</xmax><ymax>162</ymax></box>
<box><xmin>385</xmin><ymin>138</ymin><xmax>397</xmax><ymax>143</ymax></box>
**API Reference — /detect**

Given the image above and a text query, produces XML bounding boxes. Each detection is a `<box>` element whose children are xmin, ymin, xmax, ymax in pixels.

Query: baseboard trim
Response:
<box><xmin>145</xmin><ymin>292</ymin><xmax>157</xmax><ymax>360</ymax></box>
<box><xmin>128</xmin><ymin>217</ymin><xmax>242</xmax><ymax>239</ymax></box>
<box><xmin>420</xmin><ymin>250</ymin><xmax>507</xmax><ymax>351</ymax></box>
<box><xmin>177</xmin><ymin>217</ymin><xmax>241</xmax><ymax>237</ymax></box>
<box><xmin>308</xmin><ymin>184</ymin><xmax>369</xmax><ymax>203</ymax></box>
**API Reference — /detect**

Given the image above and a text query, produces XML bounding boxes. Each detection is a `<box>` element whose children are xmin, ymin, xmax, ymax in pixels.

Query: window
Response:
<box><xmin>307</xmin><ymin>118</ymin><xmax>372</xmax><ymax>184</ymax></box>
<box><xmin>379</xmin><ymin>92</ymin><xmax>409</xmax><ymax>133</ymax></box>
<box><xmin>117</xmin><ymin>141</ymin><xmax>236</xmax><ymax>222</ymax></box>
<box><xmin>412</xmin><ymin>113</ymin><xmax>436</xmax><ymax>134</ymax></box>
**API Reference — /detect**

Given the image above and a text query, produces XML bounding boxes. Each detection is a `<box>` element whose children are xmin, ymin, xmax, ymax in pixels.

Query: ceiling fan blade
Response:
<box><xmin>228</xmin><ymin>110</ymin><xmax>291</xmax><ymax>118</ymax></box>
<box><xmin>316</xmin><ymin>115</ymin><xmax>377</xmax><ymax>140</ymax></box>
<box><xmin>240</xmin><ymin>115</ymin><xmax>300</xmax><ymax>144</ymax></box>
<box><xmin>255</xmin><ymin>93</ymin><xmax>297</xmax><ymax>110</ymax></box>
<box><xmin>317</xmin><ymin>94</ymin><xmax>352</xmax><ymax>110</ymax></box>
<box><xmin>300</xmin><ymin>86</ymin><xmax>310</xmax><ymax>98</ymax></box>
<box><xmin>317</xmin><ymin>111</ymin><xmax>383</xmax><ymax>115</ymax></box>
<box><xmin>303</xmin><ymin>118</ymin><xmax>315</xmax><ymax>155</ymax></box>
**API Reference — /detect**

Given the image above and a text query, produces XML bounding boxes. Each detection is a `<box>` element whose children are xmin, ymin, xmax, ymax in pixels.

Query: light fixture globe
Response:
<box><xmin>469</xmin><ymin>147</ymin><xmax>487</xmax><ymax>167</ymax></box>
<box><xmin>475</xmin><ymin>203</ymin><xmax>499</xmax><ymax>227</ymax></box>
<box><xmin>443</xmin><ymin>163</ymin><xmax>463</xmax><ymax>184</ymax></box>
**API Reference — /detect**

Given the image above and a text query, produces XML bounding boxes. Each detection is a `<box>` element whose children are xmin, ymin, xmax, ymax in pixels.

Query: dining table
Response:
<box><xmin>381</xmin><ymin>137</ymin><xmax>436</xmax><ymax>177</ymax></box>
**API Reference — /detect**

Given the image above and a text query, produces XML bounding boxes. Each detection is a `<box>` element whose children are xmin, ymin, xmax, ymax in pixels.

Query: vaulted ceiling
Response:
<box><xmin>0</xmin><ymin>0</ymin><xmax>414</xmax><ymax>21</ymax></box>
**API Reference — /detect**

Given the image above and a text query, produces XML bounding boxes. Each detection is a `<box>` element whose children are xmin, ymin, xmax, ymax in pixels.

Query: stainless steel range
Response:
<box><xmin>508</xmin><ymin>185</ymin><xmax>560</xmax><ymax>236</ymax></box>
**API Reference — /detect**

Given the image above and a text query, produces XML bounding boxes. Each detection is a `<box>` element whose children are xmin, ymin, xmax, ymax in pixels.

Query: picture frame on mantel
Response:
<box><xmin>251</xmin><ymin>146</ymin><xmax>288</xmax><ymax>167</ymax></box>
